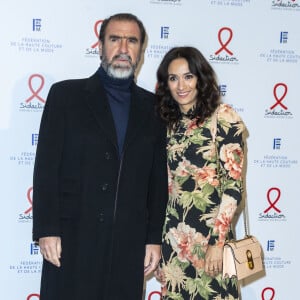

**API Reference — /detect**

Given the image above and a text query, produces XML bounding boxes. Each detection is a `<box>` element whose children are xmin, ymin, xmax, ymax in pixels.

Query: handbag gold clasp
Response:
<box><xmin>246</xmin><ymin>250</ymin><xmax>254</xmax><ymax>270</ymax></box>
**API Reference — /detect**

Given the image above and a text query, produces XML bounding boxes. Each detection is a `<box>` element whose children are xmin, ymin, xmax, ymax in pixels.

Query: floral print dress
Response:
<box><xmin>161</xmin><ymin>104</ymin><xmax>245</xmax><ymax>300</ymax></box>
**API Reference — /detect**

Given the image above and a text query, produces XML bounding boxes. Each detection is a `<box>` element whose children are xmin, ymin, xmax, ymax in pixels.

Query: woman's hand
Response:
<box><xmin>204</xmin><ymin>245</ymin><xmax>223</xmax><ymax>277</ymax></box>
<box><xmin>144</xmin><ymin>244</ymin><xmax>161</xmax><ymax>276</ymax></box>
<box><xmin>154</xmin><ymin>265</ymin><xmax>166</xmax><ymax>284</ymax></box>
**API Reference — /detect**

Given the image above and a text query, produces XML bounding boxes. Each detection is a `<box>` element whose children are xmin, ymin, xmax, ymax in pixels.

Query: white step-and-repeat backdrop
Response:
<box><xmin>1</xmin><ymin>1</ymin><xmax>299</xmax><ymax>299</ymax></box>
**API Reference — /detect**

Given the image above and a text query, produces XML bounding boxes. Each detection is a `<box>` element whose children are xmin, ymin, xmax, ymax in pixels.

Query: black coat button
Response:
<box><xmin>99</xmin><ymin>213</ymin><xmax>104</xmax><ymax>222</ymax></box>
<box><xmin>101</xmin><ymin>183</ymin><xmax>108</xmax><ymax>191</ymax></box>
<box><xmin>104</xmin><ymin>152</ymin><xmax>111</xmax><ymax>160</ymax></box>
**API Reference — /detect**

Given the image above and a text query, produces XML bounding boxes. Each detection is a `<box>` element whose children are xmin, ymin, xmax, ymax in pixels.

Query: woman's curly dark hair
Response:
<box><xmin>156</xmin><ymin>46</ymin><xmax>220</xmax><ymax>130</ymax></box>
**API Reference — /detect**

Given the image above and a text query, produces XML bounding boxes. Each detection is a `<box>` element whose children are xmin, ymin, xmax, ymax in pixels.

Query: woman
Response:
<box><xmin>155</xmin><ymin>47</ymin><xmax>245</xmax><ymax>299</ymax></box>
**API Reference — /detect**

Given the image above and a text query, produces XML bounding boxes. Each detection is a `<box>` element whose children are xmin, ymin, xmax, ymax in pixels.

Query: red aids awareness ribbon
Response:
<box><xmin>27</xmin><ymin>294</ymin><xmax>40</xmax><ymax>300</ymax></box>
<box><xmin>261</xmin><ymin>287</ymin><xmax>275</xmax><ymax>300</ymax></box>
<box><xmin>215</xmin><ymin>27</ymin><xmax>234</xmax><ymax>56</ymax></box>
<box><xmin>91</xmin><ymin>20</ymin><xmax>103</xmax><ymax>48</ymax></box>
<box><xmin>25</xmin><ymin>74</ymin><xmax>45</xmax><ymax>103</ymax></box>
<box><xmin>264</xmin><ymin>187</ymin><xmax>281</xmax><ymax>214</ymax></box>
<box><xmin>24</xmin><ymin>187</ymin><xmax>33</xmax><ymax>214</ymax></box>
<box><xmin>270</xmin><ymin>83</ymin><xmax>288</xmax><ymax>110</ymax></box>
<box><xmin>148</xmin><ymin>291</ymin><xmax>162</xmax><ymax>300</ymax></box>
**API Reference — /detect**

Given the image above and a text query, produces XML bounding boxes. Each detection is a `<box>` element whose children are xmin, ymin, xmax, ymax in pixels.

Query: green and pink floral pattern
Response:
<box><xmin>161</xmin><ymin>104</ymin><xmax>244</xmax><ymax>300</ymax></box>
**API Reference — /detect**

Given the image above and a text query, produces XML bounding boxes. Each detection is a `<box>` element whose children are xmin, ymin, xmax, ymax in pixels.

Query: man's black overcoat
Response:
<box><xmin>32</xmin><ymin>72</ymin><xmax>168</xmax><ymax>300</ymax></box>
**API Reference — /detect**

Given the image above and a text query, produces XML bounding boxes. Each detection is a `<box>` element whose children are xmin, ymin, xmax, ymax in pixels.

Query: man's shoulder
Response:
<box><xmin>51</xmin><ymin>77</ymin><xmax>89</xmax><ymax>90</ymax></box>
<box><xmin>135</xmin><ymin>84</ymin><xmax>154</xmax><ymax>95</ymax></box>
<box><xmin>133</xmin><ymin>84</ymin><xmax>155</xmax><ymax>100</ymax></box>
<box><xmin>46</xmin><ymin>75</ymin><xmax>97</xmax><ymax>106</ymax></box>
<box><xmin>49</xmin><ymin>73</ymin><xmax>101</xmax><ymax>96</ymax></box>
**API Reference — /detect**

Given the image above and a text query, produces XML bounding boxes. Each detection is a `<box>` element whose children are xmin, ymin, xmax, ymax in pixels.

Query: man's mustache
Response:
<box><xmin>112</xmin><ymin>54</ymin><xmax>132</xmax><ymax>63</ymax></box>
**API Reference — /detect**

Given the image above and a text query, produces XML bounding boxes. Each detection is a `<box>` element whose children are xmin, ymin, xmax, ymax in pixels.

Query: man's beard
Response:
<box><xmin>101</xmin><ymin>50</ymin><xmax>140</xmax><ymax>79</ymax></box>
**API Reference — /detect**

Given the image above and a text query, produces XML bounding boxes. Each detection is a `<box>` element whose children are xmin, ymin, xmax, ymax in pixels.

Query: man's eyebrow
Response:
<box><xmin>108</xmin><ymin>34</ymin><xmax>121</xmax><ymax>39</ymax></box>
<box><xmin>108</xmin><ymin>34</ymin><xmax>139</xmax><ymax>41</ymax></box>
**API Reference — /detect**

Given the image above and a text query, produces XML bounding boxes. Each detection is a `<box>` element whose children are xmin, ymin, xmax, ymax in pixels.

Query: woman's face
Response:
<box><xmin>167</xmin><ymin>57</ymin><xmax>198</xmax><ymax>113</ymax></box>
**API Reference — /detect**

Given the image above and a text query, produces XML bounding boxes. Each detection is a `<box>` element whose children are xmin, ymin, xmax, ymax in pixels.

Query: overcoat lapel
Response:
<box><xmin>85</xmin><ymin>73</ymin><xmax>151</xmax><ymax>154</ymax></box>
<box><xmin>84</xmin><ymin>73</ymin><xmax>118</xmax><ymax>149</ymax></box>
<box><xmin>123</xmin><ymin>83</ymin><xmax>150</xmax><ymax>151</ymax></box>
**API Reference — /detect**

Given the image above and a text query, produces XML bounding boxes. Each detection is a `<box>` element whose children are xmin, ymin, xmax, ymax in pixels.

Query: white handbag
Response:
<box><xmin>211</xmin><ymin>106</ymin><xmax>264</xmax><ymax>281</ymax></box>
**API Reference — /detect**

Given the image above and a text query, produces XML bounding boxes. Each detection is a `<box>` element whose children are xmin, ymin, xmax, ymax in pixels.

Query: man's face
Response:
<box><xmin>99</xmin><ymin>20</ymin><xmax>142</xmax><ymax>79</ymax></box>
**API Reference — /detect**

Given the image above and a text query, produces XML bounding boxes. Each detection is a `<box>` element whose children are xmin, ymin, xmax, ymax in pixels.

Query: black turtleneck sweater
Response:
<box><xmin>98</xmin><ymin>66</ymin><xmax>133</xmax><ymax>156</ymax></box>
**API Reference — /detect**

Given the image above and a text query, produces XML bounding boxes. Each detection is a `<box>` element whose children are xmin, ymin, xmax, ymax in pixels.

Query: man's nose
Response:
<box><xmin>119</xmin><ymin>38</ymin><xmax>129</xmax><ymax>53</ymax></box>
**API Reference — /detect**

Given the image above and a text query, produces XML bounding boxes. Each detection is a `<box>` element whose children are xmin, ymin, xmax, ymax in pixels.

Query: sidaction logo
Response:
<box><xmin>264</xmin><ymin>82</ymin><xmax>293</xmax><ymax>119</ymax></box>
<box><xmin>18</xmin><ymin>187</ymin><xmax>33</xmax><ymax>222</ymax></box>
<box><xmin>272</xmin><ymin>0</ymin><xmax>300</xmax><ymax>9</ymax></box>
<box><xmin>27</xmin><ymin>294</ymin><xmax>40</xmax><ymax>300</ymax></box>
<box><xmin>148</xmin><ymin>291</ymin><xmax>162</xmax><ymax>300</ymax></box>
<box><xmin>209</xmin><ymin>27</ymin><xmax>239</xmax><ymax>64</ymax></box>
<box><xmin>261</xmin><ymin>287</ymin><xmax>275</xmax><ymax>300</ymax></box>
<box><xmin>19</xmin><ymin>74</ymin><xmax>46</xmax><ymax>112</ymax></box>
<box><xmin>85</xmin><ymin>20</ymin><xmax>103</xmax><ymax>56</ymax></box>
<box><xmin>258</xmin><ymin>187</ymin><xmax>286</xmax><ymax>221</ymax></box>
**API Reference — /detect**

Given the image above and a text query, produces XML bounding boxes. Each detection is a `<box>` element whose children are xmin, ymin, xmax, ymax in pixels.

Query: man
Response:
<box><xmin>32</xmin><ymin>13</ymin><xmax>168</xmax><ymax>300</ymax></box>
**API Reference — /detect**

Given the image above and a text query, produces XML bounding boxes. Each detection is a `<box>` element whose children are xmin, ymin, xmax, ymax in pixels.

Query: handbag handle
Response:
<box><xmin>210</xmin><ymin>106</ymin><xmax>250</xmax><ymax>238</ymax></box>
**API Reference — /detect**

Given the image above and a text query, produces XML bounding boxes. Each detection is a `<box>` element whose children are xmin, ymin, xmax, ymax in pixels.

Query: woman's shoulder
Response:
<box><xmin>217</xmin><ymin>103</ymin><xmax>243</xmax><ymax>124</ymax></box>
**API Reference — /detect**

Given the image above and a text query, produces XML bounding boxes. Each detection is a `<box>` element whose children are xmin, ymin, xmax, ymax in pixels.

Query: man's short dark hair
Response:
<box><xmin>99</xmin><ymin>13</ymin><xmax>146</xmax><ymax>46</ymax></box>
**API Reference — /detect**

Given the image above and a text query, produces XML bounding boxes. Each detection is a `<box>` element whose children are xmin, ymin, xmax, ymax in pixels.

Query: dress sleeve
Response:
<box><xmin>209</xmin><ymin>104</ymin><xmax>245</xmax><ymax>247</ymax></box>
